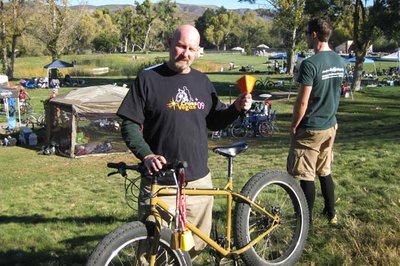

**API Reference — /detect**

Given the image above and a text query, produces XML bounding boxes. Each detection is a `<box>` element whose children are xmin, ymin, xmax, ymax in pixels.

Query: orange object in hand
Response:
<box><xmin>237</xmin><ymin>75</ymin><xmax>257</xmax><ymax>94</ymax></box>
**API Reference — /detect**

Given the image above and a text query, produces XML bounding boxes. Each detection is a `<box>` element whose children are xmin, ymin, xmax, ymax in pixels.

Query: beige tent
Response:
<box><xmin>46</xmin><ymin>84</ymin><xmax>129</xmax><ymax>157</ymax></box>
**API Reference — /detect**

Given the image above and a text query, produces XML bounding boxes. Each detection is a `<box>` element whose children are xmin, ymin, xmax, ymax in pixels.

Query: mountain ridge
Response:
<box><xmin>72</xmin><ymin>3</ymin><xmax>271</xmax><ymax>24</ymax></box>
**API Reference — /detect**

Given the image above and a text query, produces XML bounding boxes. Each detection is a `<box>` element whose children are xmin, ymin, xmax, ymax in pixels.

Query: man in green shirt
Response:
<box><xmin>287</xmin><ymin>17</ymin><xmax>346</xmax><ymax>226</ymax></box>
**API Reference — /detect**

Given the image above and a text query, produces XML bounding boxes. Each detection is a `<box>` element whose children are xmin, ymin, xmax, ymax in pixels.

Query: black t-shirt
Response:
<box><xmin>117</xmin><ymin>63</ymin><xmax>239</xmax><ymax>183</ymax></box>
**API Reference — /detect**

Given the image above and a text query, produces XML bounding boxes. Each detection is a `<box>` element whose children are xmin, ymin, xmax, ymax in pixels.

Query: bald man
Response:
<box><xmin>117</xmin><ymin>25</ymin><xmax>252</xmax><ymax>257</ymax></box>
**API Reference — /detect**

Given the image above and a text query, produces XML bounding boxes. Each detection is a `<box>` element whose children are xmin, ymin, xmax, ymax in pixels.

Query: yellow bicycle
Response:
<box><xmin>87</xmin><ymin>141</ymin><xmax>309</xmax><ymax>266</ymax></box>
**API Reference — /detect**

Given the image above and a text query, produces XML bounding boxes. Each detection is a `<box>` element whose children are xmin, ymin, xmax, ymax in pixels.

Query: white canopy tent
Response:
<box><xmin>257</xmin><ymin>44</ymin><xmax>270</xmax><ymax>49</ymax></box>
<box><xmin>380</xmin><ymin>50</ymin><xmax>400</xmax><ymax>74</ymax></box>
<box><xmin>231</xmin><ymin>47</ymin><xmax>245</xmax><ymax>53</ymax></box>
<box><xmin>380</xmin><ymin>50</ymin><xmax>400</xmax><ymax>62</ymax></box>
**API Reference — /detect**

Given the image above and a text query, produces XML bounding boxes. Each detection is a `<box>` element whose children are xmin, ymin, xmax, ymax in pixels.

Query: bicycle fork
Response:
<box><xmin>148</xmin><ymin>208</ymin><xmax>163</xmax><ymax>266</ymax></box>
<box><xmin>147</xmin><ymin>183</ymin><xmax>164</xmax><ymax>266</ymax></box>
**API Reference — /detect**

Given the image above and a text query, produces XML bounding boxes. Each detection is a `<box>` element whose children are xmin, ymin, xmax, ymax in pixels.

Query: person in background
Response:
<box><xmin>49</xmin><ymin>88</ymin><xmax>58</xmax><ymax>99</ymax></box>
<box><xmin>274</xmin><ymin>60</ymin><xmax>279</xmax><ymax>74</ymax></box>
<box><xmin>18</xmin><ymin>86</ymin><xmax>30</xmax><ymax>104</ymax></box>
<box><xmin>117</xmin><ymin>24</ymin><xmax>252</xmax><ymax>258</ymax></box>
<box><xmin>287</xmin><ymin>17</ymin><xmax>346</xmax><ymax>226</ymax></box>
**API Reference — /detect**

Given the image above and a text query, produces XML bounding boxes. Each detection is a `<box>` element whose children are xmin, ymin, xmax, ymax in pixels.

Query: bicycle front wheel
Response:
<box><xmin>87</xmin><ymin>221</ymin><xmax>192</xmax><ymax>266</ymax></box>
<box><xmin>230</xmin><ymin>123</ymin><xmax>246</xmax><ymax>138</ymax></box>
<box><xmin>234</xmin><ymin>171</ymin><xmax>309</xmax><ymax>266</ymax></box>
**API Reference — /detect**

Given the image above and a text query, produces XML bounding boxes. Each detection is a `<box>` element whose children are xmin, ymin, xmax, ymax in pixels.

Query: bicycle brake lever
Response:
<box><xmin>107</xmin><ymin>171</ymin><xmax>119</xmax><ymax>177</ymax></box>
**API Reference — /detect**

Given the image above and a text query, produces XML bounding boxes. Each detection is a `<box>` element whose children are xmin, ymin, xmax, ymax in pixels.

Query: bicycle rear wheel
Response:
<box><xmin>21</xmin><ymin>115</ymin><xmax>37</xmax><ymax>129</ymax></box>
<box><xmin>258</xmin><ymin>122</ymin><xmax>273</xmax><ymax>137</ymax></box>
<box><xmin>87</xmin><ymin>221</ymin><xmax>191</xmax><ymax>266</ymax></box>
<box><xmin>234</xmin><ymin>171</ymin><xmax>309</xmax><ymax>266</ymax></box>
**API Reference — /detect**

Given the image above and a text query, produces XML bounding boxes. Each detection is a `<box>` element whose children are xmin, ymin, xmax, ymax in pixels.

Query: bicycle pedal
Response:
<box><xmin>180</xmin><ymin>230</ymin><xmax>195</xmax><ymax>251</ymax></box>
<box><xmin>170</xmin><ymin>231</ymin><xmax>180</xmax><ymax>250</ymax></box>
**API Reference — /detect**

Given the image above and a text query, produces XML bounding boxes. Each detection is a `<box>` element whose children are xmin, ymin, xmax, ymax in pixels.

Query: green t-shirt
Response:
<box><xmin>297</xmin><ymin>51</ymin><xmax>346</xmax><ymax>130</ymax></box>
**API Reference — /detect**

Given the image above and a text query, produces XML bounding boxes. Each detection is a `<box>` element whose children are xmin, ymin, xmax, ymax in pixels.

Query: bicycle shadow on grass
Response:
<box><xmin>0</xmin><ymin>249</ymin><xmax>89</xmax><ymax>266</ymax></box>
<box><xmin>0</xmin><ymin>214</ymin><xmax>137</xmax><ymax>264</ymax></box>
<box><xmin>0</xmin><ymin>214</ymin><xmax>134</xmax><ymax>225</ymax></box>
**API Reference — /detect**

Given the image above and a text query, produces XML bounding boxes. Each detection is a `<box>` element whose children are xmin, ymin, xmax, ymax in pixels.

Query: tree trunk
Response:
<box><xmin>50</xmin><ymin>0</ymin><xmax>59</xmax><ymax>60</ymax></box>
<box><xmin>7</xmin><ymin>35</ymin><xmax>17</xmax><ymax>79</ymax></box>
<box><xmin>143</xmin><ymin>23</ymin><xmax>152</xmax><ymax>51</ymax></box>
<box><xmin>352</xmin><ymin>61</ymin><xmax>363</xmax><ymax>92</ymax></box>
<box><xmin>124</xmin><ymin>36</ymin><xmax>128</xmax><ymax>53</ymax></box>
<box><xmin>0</xmin><ymin>1</ymin><xmax>8</xmax><ymax>76</ymax></box>
<box><xmin>284</xmin><ymin>28</ymin><xmax>297</xmax><ymax>75</ymax></box>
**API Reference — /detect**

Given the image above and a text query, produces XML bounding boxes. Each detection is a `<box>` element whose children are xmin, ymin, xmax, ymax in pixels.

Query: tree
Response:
<box><xmin>134</xmin><ymin>0</ymin><xmax>177</xmax><ymax>52</ymax></box>
<box><xmin>203</xmin><ymin>8</ymin><xmax>238</xmax><ymax>51</ymax></box>
<box><xmin>0</xmin><ymin>0</ymin><xmax>30</xmax><ymax>79</ymax></box>
<box><xmin>241</xmin><ymin>0</ymin><xmax>306</xmax><ymax>74</ymax></box>
<box><xmin>235</xmin><ymin>11</ymin><xmax>271</xmax><ymax>53</ymax></box>
<box><xmin>372</xmin><ymin>0</ymin><xmax>400</xmax><ymax>47</ymax></box>
<box><xmin>0</xmin><ymin>1</ymin><xmax>8</xmax><ymax>75</ymax></box>
<box><xmin>31</xmin><ymin>0</ymin><xmax>84</xmax><ymax>60</ymax></box>
<box><xmin>114</xmin><ymin>6</ymin><xmax>135</xmax><ymax>53</ymax></box>
<box><xmin>195</xmin><ymin>8</ymin><xmax>216</xmax><ymax>48</ymax></box>
<box><xmin>135</xmin><ymin>0</ymin><xmax>156</xmax><ymax>52</ymax></box>
<box><xmin>69</xmin><ymin>10</ymin><xmax>98</xmax><ymax>54</ymax></box>
<box><xmin>92</xmin><ymin>9</ymin><xmax>120</xmax><ymax>53</ymax></box>
<box><xmin>92</xmin><ymin>32</ymin><xmax>120</xmax><ymax>53</ymax></box>
<box><xmin>274</xmin><ymin>0</ymin><xmax>306</xmax><ymax>75</ymax></box>
<box><xmin>156</xmin><ymin>0</ymin><xmax>179</xmax><ymax>48</ymax></box>
<box><xmin>349</xmin><ymin>0</ymin><xmax>400</xmax><ymax>92</ymax></box>
<box><xmin>350</xmin><ymin>0</ymin><xmax>374</xmax><ymax>91</ymax></box>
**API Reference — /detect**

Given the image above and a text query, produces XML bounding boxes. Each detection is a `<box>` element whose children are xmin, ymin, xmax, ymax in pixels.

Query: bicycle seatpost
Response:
<box><xmin>228</xmin><ymin>157</ymin><xmax>233</xmax><ymax>180</ymax></box>
<box><xmin>213</xmin><ymin>141</ymin><xmax>248</xmax><ymax>180</ymax></box>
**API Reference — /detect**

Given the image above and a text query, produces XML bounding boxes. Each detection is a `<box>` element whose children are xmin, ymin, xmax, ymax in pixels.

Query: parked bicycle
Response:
<box><xmin>21</xmin><ymin>113</ymin><xmax>45</xmax><ymax>129</ymax></box>
<box><xmin>230</xmin><ymin>100</ymin><xmax>279</xmax><ymax>138</ymax></box>
<box><xmin>21</xmin><ymin>100</ymin><xmax>46</xmax><ymax>129</ymax></box>
<box><xmin>254</xmin><ymin>77</ymin><xmax>284</xmax><ymax>92</ymax></box>
<box><xmin>87</xmin><ymin>141</ymin><xmax>309</xmax><ymax>266</ymax></box>
<box><xmin>20</xmin><ymin>98</ymin><xmax>33</xmax><ymax>115</ymax></box>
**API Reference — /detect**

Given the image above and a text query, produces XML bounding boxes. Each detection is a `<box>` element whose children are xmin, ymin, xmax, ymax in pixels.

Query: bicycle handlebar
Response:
<box><xmin>107</xmin><ymin>160</ymin><xmax>188</xmax><ymax>176</ymax></box>
<box><xmin>107</xmin><ymin>162</ymin><xmax>141</xmax><ymax>171</ymax></box>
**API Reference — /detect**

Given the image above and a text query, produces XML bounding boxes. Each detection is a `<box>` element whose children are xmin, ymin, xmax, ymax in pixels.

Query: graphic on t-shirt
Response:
<box><xmin>167</xmin><ymin>86</ymin><xmax>205</xmax><ymax>111</ymax></box>
<box><xmin>321</xmin><ymin>67</ymin><xmax>345</xmax><ymax>80</ymax></box>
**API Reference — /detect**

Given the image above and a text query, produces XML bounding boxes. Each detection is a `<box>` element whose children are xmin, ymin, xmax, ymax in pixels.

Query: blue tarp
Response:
<box><xmin>44</xmin><ymin>59</ymin><xmax>74</xmax><ymax>69</ymax></box>
<box><xmin>269</xmin><ymin>53</ymin><xmax>287</xmax><ymax>60</ymax></box>
<box><xmin>345</xmin><ymin>57</ymin><xmax>375</xmax><ymax>63</ymax></box>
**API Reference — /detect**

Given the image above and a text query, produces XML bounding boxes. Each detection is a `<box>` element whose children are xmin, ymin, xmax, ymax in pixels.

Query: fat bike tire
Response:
<box><xmin>87</xmin><ymin>221</ymin><xmax>192</xmax><ymax>266</ymax></box>
<box><xmin>234</xmin><ymin>170</ymin><xmax>309</xmax><ymax>266</ymax></box>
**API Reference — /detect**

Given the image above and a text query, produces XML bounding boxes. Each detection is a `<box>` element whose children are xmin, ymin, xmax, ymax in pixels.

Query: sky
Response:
<box><xmin>76</xmin><ymin>0</ymin><xmax>266</xmax><ymax>10</ymax></box>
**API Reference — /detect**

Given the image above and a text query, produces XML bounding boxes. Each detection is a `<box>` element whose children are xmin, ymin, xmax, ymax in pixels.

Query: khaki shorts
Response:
<box><xmin>287</xmin><ymin>125</ymin><xmax>337</xmax><ymax>181</ymax></box>
<box><xmin>138</xmin><ymin>172</ymin><xmax>214</xmax><ymax>253</ymax></box>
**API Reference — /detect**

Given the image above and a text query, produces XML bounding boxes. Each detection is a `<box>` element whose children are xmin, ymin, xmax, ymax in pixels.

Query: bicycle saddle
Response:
<box><xmin>212</xmin><ymin>141</ymin><xmax>248</xmax><ymax>158</ymax></box>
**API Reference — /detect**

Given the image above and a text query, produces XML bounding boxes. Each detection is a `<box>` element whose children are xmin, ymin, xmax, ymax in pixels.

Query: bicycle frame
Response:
<box><xmin>147</xmin><ymin>173</ymin><xmax>281</xmax><ymax>263</ymax></box>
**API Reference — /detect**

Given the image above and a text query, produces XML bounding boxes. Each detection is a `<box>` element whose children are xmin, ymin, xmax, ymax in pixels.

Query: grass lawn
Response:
<box><xmin>0</xmin><ymin>54</ymin><xmax>399</xmax><ymax>265</ymax></box>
